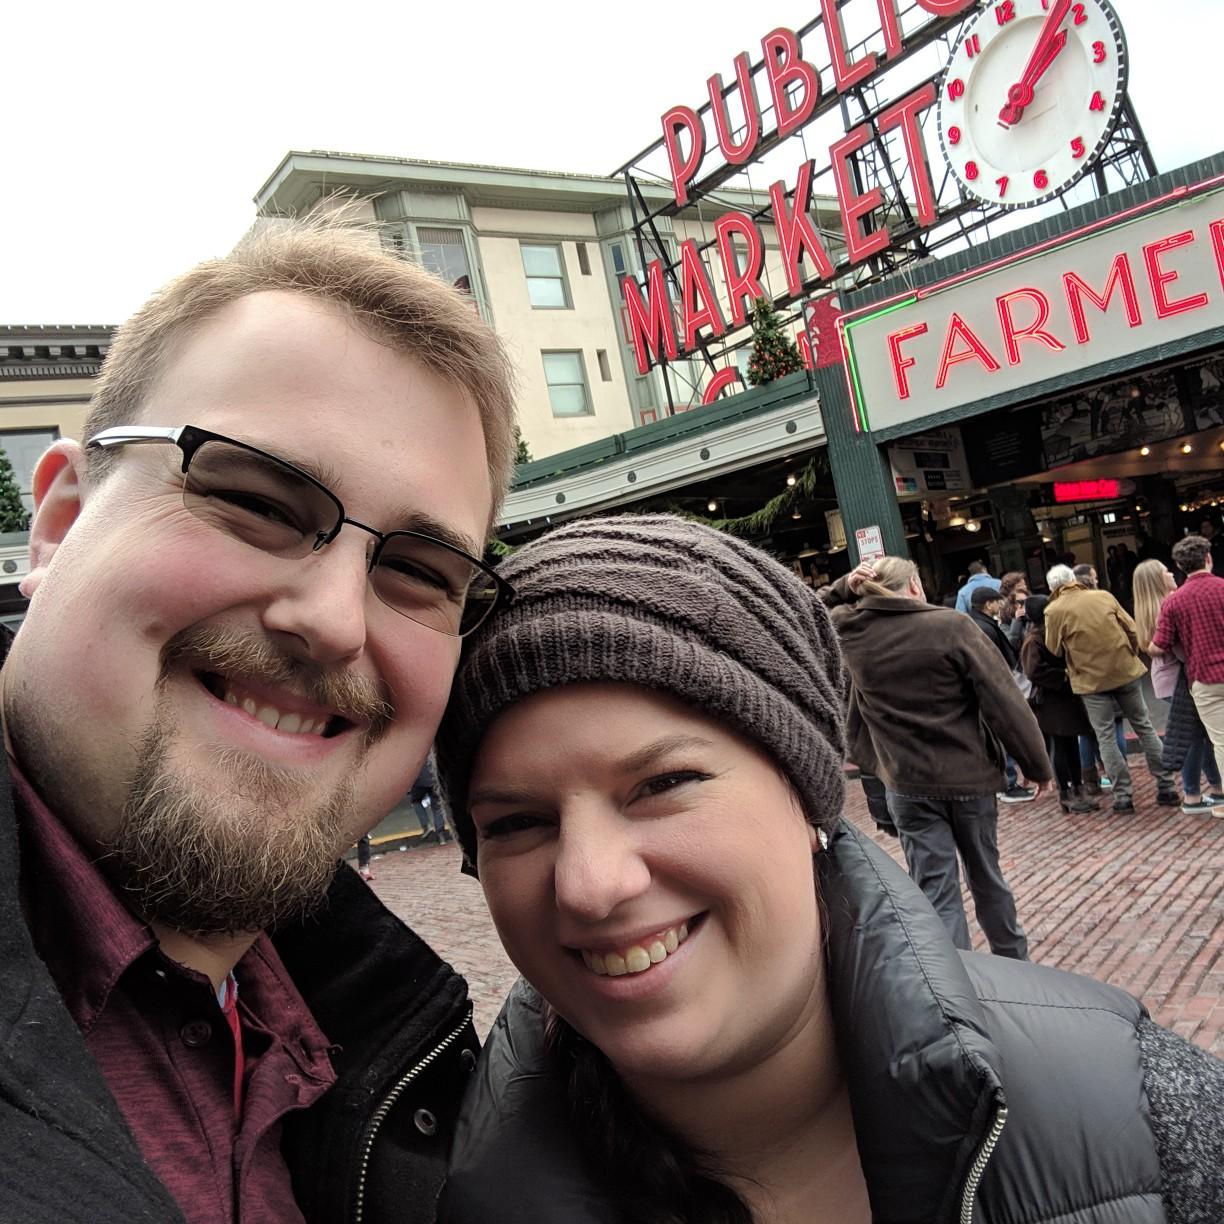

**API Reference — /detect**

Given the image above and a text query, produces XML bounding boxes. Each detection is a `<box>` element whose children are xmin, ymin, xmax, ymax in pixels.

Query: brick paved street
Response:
<box><xmin>367</xmin><ymin>771</ymin><xmax>1224</xmax><ymax>1056</ymax></box>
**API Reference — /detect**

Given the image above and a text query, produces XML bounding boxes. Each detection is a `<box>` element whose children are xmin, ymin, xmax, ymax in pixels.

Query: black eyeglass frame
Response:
<box><xmin>86</xmin><ymin>423</ymin><xmax>514</xmax><ymax>637</ymax></box>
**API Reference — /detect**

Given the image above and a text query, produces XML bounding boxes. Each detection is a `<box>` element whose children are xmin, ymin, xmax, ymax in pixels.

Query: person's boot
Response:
<box><xmin>1155</xmin><ymin>782</ymin><xmax>1180</xmax><ymax>807</ymax></box>
<box><xmin>1060</xmin><ymin>785</ymin><xmax>1096</xmax><ymax>814</ymax></box>
<box><xmin>1073</xmin><ymin>784</ymin><xmax>1099</xmax><ymax>812</ymax></box>
<box><xmin>1081</xmin><ymin>765</ymin><xmax>1102</xmax><ymax>797</ymax></box>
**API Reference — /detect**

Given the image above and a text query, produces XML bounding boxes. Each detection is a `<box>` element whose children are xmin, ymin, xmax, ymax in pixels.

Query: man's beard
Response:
<box><xmin>105</xmin><ymin>708</ymin><xmax>354</xmax><ymax>937</ymax></box>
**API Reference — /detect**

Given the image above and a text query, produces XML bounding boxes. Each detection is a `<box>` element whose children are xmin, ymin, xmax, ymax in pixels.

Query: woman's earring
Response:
<box><xmin>817</xmin><ymin>827</ymin><xmax>830</xmax><ymax>852</ymax></box>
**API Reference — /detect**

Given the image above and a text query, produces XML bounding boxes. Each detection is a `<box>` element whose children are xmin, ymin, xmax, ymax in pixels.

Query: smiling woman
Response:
<box><xmin>434</xmin><ymin>513</ymin><xmax>1224</xmax><ymax>1224</ymax></box>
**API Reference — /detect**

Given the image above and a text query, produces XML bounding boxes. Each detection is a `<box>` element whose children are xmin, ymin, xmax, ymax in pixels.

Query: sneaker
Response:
<box><xmin>1156</xmin><ymin>787</ymin><xmax>1180</xmax><ymax>808</ymax></box>
<box><xmin>1208</xmin><ymin>793</ymin><xmax>1224</xmax><ymax>806</ymax></box>
<box><xmin>1182</xmin><ymin>797</ymin><xmax>1216</xmax><ymax>815</ymax></box>
<box><xmin>997</xmin><ymin>784</ymin><xmax>1037</xmax><ymax>803</ymax></box>
<box><xmin>1098</xmin><ymin>774</ymin><xmax>1113</xmax><ymax>790</ymax></box>
<box><xmin>1111</xmin><ymin>796</ymin><xmax>1135</xmax><ymax>814</ymax></box>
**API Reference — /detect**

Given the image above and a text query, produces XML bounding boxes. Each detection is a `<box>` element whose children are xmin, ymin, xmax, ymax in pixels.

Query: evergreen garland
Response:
<box><xmin>745</xmin><ymin>297</ymin><xmax>804</xmax><ymax>387</ymax></box>
<box><xmin>0</xmin><ymin>447</ymin><xmax>30</xmax><ymax>533</ymax></box>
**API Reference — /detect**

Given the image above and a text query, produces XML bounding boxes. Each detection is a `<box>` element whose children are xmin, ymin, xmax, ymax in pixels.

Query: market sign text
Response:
<box><xmin>622</xmin><ymin>0</ymin><xmax>976</xmax><ymax>376</ymax></box>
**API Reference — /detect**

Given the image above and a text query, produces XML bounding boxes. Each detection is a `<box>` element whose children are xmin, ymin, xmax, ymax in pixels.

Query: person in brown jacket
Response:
<box><xmin>824</xmin><ymin>557</ymin><xmax>1052</xmax><ymax>958</ymax></box>
<box><xmin>1043</xmin><ymin>564</ymin><xmax>1178</xmax><ymax>815</ymax></box>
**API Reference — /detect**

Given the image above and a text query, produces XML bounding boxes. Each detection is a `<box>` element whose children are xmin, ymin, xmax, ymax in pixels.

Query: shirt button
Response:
<box><xmin>180</xmin><ymin>1019</ymin><xmax>213</xmax><ymax>1048</ymax></box>
<box><xmin>413</xmin><ymin>1108</ymin><xmax>438</xmax><ymax>1137</ymax></box>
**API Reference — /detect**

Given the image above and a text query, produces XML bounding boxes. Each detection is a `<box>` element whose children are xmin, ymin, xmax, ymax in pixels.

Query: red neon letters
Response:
<box><xmin>1054</xmin><ymin>480</ymin><xmax>1120</xmax><ymax>503</ymax></box>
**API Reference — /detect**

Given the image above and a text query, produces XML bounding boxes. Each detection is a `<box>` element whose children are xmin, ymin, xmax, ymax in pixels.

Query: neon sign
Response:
<box><xmin>1054</xmin><ymin>480</ymin><xmax>1120</xmax><ymax>503</ymax></box>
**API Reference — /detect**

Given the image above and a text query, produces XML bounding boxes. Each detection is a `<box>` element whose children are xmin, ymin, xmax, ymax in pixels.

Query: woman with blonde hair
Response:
<box><xmin>1134</xmin><ymin>559</ymin><xmax>1224</xmax><ymax>814</ymax></box>
<box><xmin>434</xmin><ymin>516</ymin><xmax>1223</xmax><ymax>1224</ymax></box>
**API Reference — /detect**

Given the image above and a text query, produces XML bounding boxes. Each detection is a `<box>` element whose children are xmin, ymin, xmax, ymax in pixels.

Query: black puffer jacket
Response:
<box><xmin>0</xmin><ymin>759</ymin><xmax>479</xmax><ymax>1224</ymax></box>
<box><xmin>440</xmin><ymin>822</ymin><xmax>1224</xmax><ymax>1224</ymax></box>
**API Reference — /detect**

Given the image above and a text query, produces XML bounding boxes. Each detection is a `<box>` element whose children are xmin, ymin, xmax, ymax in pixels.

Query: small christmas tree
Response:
<box><xmin>0</xmin><ymin>447</ymin><xmax>29</xmax><ymax>533</ymax></box>
<box><xmin>745</xmin><ymin>297</ymin><xmax>805</xmax><ymax>387</ymax></box>
<box><xmin>514</xmin><ymin>425</ymin><xmax>533</xmax><ymax>465</ymax></box>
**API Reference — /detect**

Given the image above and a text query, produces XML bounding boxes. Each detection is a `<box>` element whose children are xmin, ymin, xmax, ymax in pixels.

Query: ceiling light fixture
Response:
<box><xmin>1139</xmin><ymin>446</ymin><xmax>1150</xmax><ymax>457</ymax></box>
<box><xmin>786</xmin><ymin>473</ymin><xmax>797</xmax><ymax>487</ymax></box>
<box><xmin>964</xmin><ymin>518</ymin><xmax>982</xmax><ymax>533</ymax></box>
<box><xmin>947</xmin><ymin>514</ymin><xmax>966</xmax><ymax>528</ymax></box>
<box><xmin>1182</xmin><ymin>443</ymin><xmax>1193</xmax><ymax>454</ymax></box>
<box><xmin>707</xmin><ymin>499</ymin><xmax>718</xmax><ymax>513</ymax></box>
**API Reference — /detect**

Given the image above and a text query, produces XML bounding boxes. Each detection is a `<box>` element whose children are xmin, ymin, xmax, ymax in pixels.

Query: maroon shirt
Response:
<box><xmin>14</xmin><ymin>766</ymin><xmax>337</xmax><ymax>1224</ymax></box>
<box><xmin>1152</xmin><ymin>571</ymin><xmax>1224</xmax><ymax>685</ymax></box>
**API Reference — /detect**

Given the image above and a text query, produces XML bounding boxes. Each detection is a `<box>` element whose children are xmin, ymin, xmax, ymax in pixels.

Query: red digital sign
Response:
<box><xmin>1054</xmin><ymin>479</ymin><xmax>1120</xmax><ymax>503</ymax></box>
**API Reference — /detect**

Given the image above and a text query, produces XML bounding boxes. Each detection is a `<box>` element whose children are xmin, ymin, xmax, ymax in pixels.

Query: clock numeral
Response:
<box><xmin>1071</xmin><ymin>2</ymin><xmax>1087</xmax><ymax>24</ymax></box>
<box><xmin>995</xmin><ymin>1</ymin><xmax>1016</xmax><ymax>25</ymax></box>
<box><xmin>965</xmin><ymin>33</ymin><xmax>982</xmax><ymax>58</ymax></box>
<box><xmin>1034</xmin><ymin>169</ymin><xmax>1050</xmax><ymax>190</ymax></box>
<box><xmin>948</xmin><ymin>78</ymin><xmax>965</xmax><ymax>102</ymax></box>
<box><xmin>1089</xmin><ymin>90</ymin><xmax>1107</xmax><ymax>112</ymax></box>
<box><xmin>1071</xmin><ymin>136</ymin><xmax>1086</xmax><ymax>159</ymax></box>
<box><xmin>947</xmin><ymin>124</ymin><xmax>963</xmax><ymax>146</ymax></box>
<box><xmin>965</xmin><ymin>160</ymin><xmax>980</xmax><ymax>182</ymax></box>
<box><xmin>996</xmin><ymin>175</ymin><xmax>1010</xmax><ymax>198</ymax></box>
<box><xmin>1093</xmin><ymin>40</ymin><xmax>1107</xmax><ymax>64</ymax></box>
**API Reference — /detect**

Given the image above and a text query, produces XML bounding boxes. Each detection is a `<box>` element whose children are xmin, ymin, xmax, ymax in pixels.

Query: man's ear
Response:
<box><xmin>21</xmin><ymin>440</ymin><xmax>88</xmax><ymax>598</ymax></box>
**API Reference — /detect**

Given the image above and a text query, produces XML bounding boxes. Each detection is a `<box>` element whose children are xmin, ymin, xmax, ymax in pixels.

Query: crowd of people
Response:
<box><xmin>1</xmin><ymin>218</ymin><xmax>1220</xmax><ymax>1224</ymax></box>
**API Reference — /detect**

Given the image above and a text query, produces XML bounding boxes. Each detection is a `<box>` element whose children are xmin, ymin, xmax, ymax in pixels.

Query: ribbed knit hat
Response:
<box><xmin>436</xmin><ymin>513</ymin><xmax>847</xmax><ymax>873</ymax></box>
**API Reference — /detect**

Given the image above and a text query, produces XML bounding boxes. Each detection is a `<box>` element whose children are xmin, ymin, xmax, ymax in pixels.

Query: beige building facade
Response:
<box><xmin>254</xmin><ymin>152</ymin><xmax>839</xmax><ymax>460</ymax></box>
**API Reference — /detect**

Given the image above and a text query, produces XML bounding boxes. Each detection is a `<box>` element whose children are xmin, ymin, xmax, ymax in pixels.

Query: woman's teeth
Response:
<box><xmin>581</xmin><ymin>922</ymin><xmax>691</xmax><ymax>977</ymax></box>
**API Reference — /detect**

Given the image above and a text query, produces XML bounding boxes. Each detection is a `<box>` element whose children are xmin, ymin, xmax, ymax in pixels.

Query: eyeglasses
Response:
<box><xmin>86</xmin><ymin>424</ymin><xmax>513</xmax><ymax>637</ymax></box>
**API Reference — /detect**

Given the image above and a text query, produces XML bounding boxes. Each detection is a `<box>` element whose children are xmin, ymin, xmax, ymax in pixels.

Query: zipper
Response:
<box><xmin>958</xmin><ymin>1103</ymin><xmax>1008</xmax><ymax>1224</ymax></box>
<box><xmin>352</xmin><ymin>1006</ymin><xmax>473</xmax><ymax>1223</ymax></box>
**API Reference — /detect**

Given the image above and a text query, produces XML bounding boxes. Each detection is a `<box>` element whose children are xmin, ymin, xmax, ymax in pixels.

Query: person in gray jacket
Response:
<box><xmin>435</xmin><ymin>514</ymin><xmax>1223</xmax><ymax>1224</ymax></box>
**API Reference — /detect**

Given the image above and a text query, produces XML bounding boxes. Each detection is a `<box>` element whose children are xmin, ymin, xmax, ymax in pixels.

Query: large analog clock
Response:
<box><xmin>937</xmin><ymin>0</ymin><xmax>1128</xmax><ymax>209</ymax></box>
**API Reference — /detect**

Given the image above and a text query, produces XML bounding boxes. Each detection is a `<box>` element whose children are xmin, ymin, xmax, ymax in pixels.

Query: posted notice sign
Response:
<box><xmin>855</xmin><ymin>524</ymin><xmax>885</xmax><ymax>563</ymax></box>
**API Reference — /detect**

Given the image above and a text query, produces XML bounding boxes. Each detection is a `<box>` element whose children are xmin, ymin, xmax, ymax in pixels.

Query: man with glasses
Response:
<box><xmin>0</xmin><ymin>220</ymin><xmax>516</xmax><ymax>1223</ymax></box>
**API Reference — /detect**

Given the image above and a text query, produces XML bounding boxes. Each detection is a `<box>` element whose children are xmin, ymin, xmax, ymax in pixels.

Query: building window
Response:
<box><xmin>610</xmin><ymin>242</ymin><xmax>627</xmax><ymax>276</ymax></box>
<box><xmin>417</xmin><ymin>227</ymin><xmax>473</xmax><ymax>295</ymax></box>
<box><xmin>596</xmin><ymin>349</ymin><xmax>613</xmax><ymax>382</ymax></box>
<box><xmin>635</xmin><ymin>376</ymin><xmax>655</xmax><ymax>409</ymax></box>
<box><xmin>0</xmin><ymin>428</ymin><xmax>57</xmax><ymax>515</ymax></box>
<box><xmin>542</xmin><ymin>351</ymin><xmax>591</xmax><ymax>416</ymax></box>
<box><xmin>576</xmin><ymin>242</ymin><xmax>592</xmax><ymax>276</ymax></box>
<box><xmin>522</xmin><ymin>244</ymin><xmax>570</xmax><ymax>308</ymax></box>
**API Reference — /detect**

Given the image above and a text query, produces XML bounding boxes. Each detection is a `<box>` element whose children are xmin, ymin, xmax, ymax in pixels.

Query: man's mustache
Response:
<box><xmin>163</xmin><ymin>624</ymin><xmax>394</xmax><ymax>739</ymax></box>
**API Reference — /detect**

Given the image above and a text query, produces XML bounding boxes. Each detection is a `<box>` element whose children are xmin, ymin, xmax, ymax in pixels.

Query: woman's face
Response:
<box><xmin>468</xmin><ymin>682</ymin><xmax>824</xmax><ymax>1088</ymax></box>
<box><xmin>1162</xmin><ymin>565</ymin><xmax>1177</xmax><ymax>594</ymax></box>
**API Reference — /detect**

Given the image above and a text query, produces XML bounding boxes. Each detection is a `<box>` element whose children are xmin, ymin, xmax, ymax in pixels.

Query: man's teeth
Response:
<box><xmin>581</xmin><ymin>923</ymin><xmax>690</xmax><ymax>977</ymax></box>
<box><xmin>222</xmin><ymin>689</ymin><xmax>324</xmax><ymax>736</ymax></box>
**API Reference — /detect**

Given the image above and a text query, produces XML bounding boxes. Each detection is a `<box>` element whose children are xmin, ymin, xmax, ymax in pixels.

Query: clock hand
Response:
<box><xmin>998</xmin><ymin>0</ymin><xmax>1072</xmax><ymax>127</ymax></box>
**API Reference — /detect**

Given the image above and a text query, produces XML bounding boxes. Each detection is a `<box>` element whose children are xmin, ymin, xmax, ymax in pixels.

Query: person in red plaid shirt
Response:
<box><xmin>1151</xmin><ymin>534</ymin><xmax>1224</xmax><ymax>772</ymax></box>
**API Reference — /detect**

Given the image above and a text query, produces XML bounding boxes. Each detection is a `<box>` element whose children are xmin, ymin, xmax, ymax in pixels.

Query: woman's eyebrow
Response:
<box><xmin>616</xmin><ymin>735</ymin><xmax>714</xmax><ymax>775</ymax></box>
<box><xmin>468</xmin><ymin>735</ymin><xmax>714</xmax><ymax>808</ymax></box>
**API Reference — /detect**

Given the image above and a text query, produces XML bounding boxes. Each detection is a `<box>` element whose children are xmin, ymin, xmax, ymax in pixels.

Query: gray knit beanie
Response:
<box><xmin>436</xmin><ymin>513</ymin><xmax>847</xmax><ymax>872</ymax></box>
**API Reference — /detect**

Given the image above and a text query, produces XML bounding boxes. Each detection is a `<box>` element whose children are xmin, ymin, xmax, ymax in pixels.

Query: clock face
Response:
<box><xmin>937</xmin><ymin>0</ymin><xmax>1128</xmax><ymax>209</ymax></box>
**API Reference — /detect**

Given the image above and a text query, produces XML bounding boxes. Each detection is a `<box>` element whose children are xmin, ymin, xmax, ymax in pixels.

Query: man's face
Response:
<box><xmin>4</xmin><ymin>291</ymin><xmax>493</xmax><ymax>934</ymax></box>
<box><xmin>1201</xmin><ymin>521</ymin><xmax>1216</xmax><ymax>540</ymax></box>
<box><xmin>983</xmin><ymin>598</ymin><xmax>1004</xmax><ymax>619</ymax></box>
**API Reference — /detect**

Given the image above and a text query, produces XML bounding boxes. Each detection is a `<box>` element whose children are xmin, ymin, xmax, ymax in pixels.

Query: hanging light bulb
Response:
<box><xmin>786</xmin><ymin>473</ymin><xmax>797</xmax><ymax>487</ymax></box>
<box><xmin>964</xmin><ymin>518</ymin><xmax>982</xmax><ymax>533</ymax></box>
<box><xmin>947</xmin><ymin>513</ymin><xmax>966</xmax><ymax>528</ymax></box>
<box><xmin>707</xmin><ymin>499</ymin><xmax>718</xmax><ymax>513</ymax></box>
<box><xmin>1139</xmin><ymin>446</ymin><xmax>1151</xmax><ymax>457</ymax></box>
<box><xmin>1182</xmin><ymin>443</ymin><xmax>1193</xmax><ymax>455</ymax></box>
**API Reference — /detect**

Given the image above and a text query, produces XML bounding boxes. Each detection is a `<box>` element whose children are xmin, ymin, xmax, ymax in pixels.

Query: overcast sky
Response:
<box><xmin>2</xmin><ymin>0</ymin><xmax>1215</xmax><ymax>324</ymax></box>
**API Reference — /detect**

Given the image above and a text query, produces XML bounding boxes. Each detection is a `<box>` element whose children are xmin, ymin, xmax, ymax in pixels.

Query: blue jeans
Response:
<box><xmin>1182</xmin><ymin>726</ymin><xmax>1222</xmax><ymax>796</ymax></box>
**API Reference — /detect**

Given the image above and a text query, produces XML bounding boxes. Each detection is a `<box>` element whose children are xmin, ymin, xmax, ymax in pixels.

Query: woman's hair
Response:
<box><xmin>546</xmin><ymin>1014</ymin><xmax>755</xmax><ymax>1224</ymax></box>
<box><xmin>1132</xmin><ymin>559</ymin><xmax>1168</xmax><ymax>653</ymax></box>
<box><xmin>856</xmin><ymin>554</ymin><xmax>918</xmax><ymax>600</ymax></box>
<box><xmin>997</xmin><ymin>571</ymin><xmax>1027</xmax><ymax>623</ymax></box>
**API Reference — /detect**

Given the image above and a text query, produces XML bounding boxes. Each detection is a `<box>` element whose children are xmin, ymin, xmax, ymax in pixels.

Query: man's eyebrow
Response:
<box><xmin>241</xmin><ymin>441</ymin><xmax>484</xmax><ymax>559</ymax></box>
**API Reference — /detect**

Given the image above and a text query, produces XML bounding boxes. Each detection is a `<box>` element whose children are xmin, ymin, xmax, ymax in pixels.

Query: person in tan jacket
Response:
<box><xmin>1043</xmin><ymin>564</ymin><xmax>1177</xmax><ymax>814</ymax></box>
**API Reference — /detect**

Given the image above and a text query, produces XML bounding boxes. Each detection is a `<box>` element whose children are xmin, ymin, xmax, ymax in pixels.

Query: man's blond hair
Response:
<box><xmin>84</xmin><ymin>215</ymin><xmax>518</xmax><ymax>520</ymax></box>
